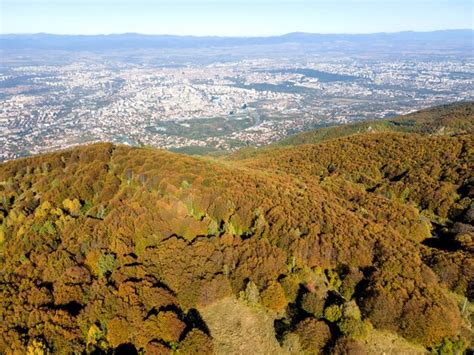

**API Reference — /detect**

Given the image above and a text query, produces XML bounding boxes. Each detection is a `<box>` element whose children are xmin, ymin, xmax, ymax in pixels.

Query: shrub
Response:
<box><xmin>260</xmin><ymin>281</ymin><xmax>288</xmax><ymax>313</ymax></box>
<box><xmin>63</xmin><ymin>198</ymin><xmax>82</xmax><ymax>216</ymax></box>
<box><xmin>301</xmin><ymin>292</ymin><xmax>325</xmax><ymax>318</ymax></box>
<box><xmin>338</xmin><ymin>317</ymin><xmax>370</xmax><ymax>340</ymax></box>
<box><xmin>97</xmin><ymin>253</ymin><xmax>116</xmax><ymax>278</ymax></box>
<box><xmin>240</xmin><ymin>281</ymin><xmax>259</xmax><ymax>306</ymax></box>
<box><xmin>295</xmin><ymin>318</ymin><xmax>331</xmax><ymax>353</ymax></box>
<box><xmin>324</xmin><ymin>304</ymin><xmax>342</xmax><ymax>322</ymax></box>
<box><xmin>178</xmin><ymin>329</ymin><xmax>213</xmax><ymax>354</ymax></box>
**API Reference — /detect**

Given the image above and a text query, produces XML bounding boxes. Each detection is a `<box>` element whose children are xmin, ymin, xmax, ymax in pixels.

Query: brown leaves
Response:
<box><xmin>0</xmin><ymin>121</ymin><xmax>471</xmax><ymax>352</ymax></box>
<box><xmin>295</xmin><ymin>318</ymin><xmax>332</xmax><ymax>352</ymax></box>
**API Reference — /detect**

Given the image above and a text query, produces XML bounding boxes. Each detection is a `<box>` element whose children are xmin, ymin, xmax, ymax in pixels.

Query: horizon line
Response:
<box><xmin>1</xmin><ymin>28</ymin><xmax>473</xmax><ymax>38</ymax></box>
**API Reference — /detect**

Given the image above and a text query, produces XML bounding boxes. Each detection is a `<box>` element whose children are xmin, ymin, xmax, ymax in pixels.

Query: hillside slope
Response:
<box><xmin>0</xmin><ymin>103</ymin><xmax>473</xmax><ymax>354</ymax></box>
<box><xmin>276</xmin><ymin>101</ymin><xmax>473</xmax><ymax>146</ymax></box>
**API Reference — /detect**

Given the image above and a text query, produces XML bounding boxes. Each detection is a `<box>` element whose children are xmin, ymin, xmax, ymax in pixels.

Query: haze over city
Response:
<box><xmin>2</xmin><ymin>0</ymin><xmax>473</xmax><ymax>36</ymax></box>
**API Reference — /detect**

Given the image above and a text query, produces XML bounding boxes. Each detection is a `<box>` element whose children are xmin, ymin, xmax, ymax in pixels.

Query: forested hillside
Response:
<box><xmin>276</xmin><ymin>101</ymin><xmax>473</xmax><ymax>146</ymax></box>
<box><xmin>0</xmin><ymin>102</ymin><xmax>473</xmax><ymax>354</ymax></box>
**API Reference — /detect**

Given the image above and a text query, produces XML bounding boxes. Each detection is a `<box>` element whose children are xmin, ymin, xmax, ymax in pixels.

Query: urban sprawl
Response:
<box><xmin>1</xmin><ymin>54</ymin><xmax>473</xmax><ymax>161</ymax></box>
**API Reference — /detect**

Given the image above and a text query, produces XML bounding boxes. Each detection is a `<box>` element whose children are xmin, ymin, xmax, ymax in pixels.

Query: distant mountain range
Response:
<box><xmin>1</xmin><ymin>30</ymin><xmax>472</xmax><ymax>51</ymax></box>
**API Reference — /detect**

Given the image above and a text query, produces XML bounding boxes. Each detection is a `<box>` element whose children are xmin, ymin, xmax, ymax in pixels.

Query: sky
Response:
<box><xmin>1</xmin><ymin>0</ymin><xmax>473</xmax><ymax>36</ymax></box>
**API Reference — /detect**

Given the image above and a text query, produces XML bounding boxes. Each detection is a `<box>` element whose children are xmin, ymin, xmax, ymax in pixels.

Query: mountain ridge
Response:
<box><xmin>1</xmin><ymin>30</ymin><xmax>472</xmax><ymax>51</ymax></box>
<box><xmin>0</xmin><ymin>102</ymin><xmax>472</xmax><ymax>353</ymax></box>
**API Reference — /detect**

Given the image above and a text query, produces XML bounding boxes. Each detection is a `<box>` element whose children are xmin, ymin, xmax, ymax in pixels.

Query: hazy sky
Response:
<box><xmin>1</xmin><ymin>0</ymin><xmax>473</xmax><ymax>36</ymax></box>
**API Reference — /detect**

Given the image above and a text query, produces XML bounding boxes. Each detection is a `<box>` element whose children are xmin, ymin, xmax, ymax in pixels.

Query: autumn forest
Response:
<box><xmin>0</xmin><ymin>102</ymin><xmax>473</xmax><ymax>354</ymax></box>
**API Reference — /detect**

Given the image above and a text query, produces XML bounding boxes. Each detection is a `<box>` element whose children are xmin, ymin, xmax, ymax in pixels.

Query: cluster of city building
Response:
<box><xmin>1</xmin><ymin>55</ymin><xmax>473</xmax><ymax>161</ymax></box>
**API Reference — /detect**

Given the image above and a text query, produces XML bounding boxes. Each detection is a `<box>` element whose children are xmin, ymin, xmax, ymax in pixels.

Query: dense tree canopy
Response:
<box><xmin>0</xmin><ymin>102</ymin><xmax>473</xmax><ymax>353</ymax></box>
